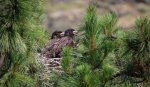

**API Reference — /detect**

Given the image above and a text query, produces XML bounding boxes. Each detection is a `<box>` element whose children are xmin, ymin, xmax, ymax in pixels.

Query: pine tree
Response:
<box><xmin>0</xmin><ymin>0</ymin><xmax>47</xmax><ymax>87</ymax></box>
<box><xmin>119</xmin><ymin>17</ymin><xmax>150</xmax><ymax>86</ymax></box>
<box><xmin>49</xmin><ymin>3</ymin><xmax>119</xmax><ymax>87</ymax></box>
<box><xmin>49</xmin><ymin>3</ymin><xmax>150</xmax><ymax>87</ymax></box>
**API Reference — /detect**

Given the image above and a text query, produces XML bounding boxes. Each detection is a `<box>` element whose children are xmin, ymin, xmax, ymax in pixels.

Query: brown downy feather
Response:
<box><xmin>41</xmin><ymin>31</ymin><xmax>64</xmax><ymax>58</ymax></box>
<box><xmin>42</xmin><ymin>29</ymin><xmax>77</xmax><ymax>58</ymax></box>
<box><xmin>52</xmin><ymin>36</ymin><xmax>76</xmax><ymax>57</ymax></box>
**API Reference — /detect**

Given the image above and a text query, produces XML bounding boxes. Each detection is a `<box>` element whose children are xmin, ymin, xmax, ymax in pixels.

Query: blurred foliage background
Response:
<box><xmin>43</xmin><ymin>0</ymin><xmax>150</xmax><ymax>33</ymax></box>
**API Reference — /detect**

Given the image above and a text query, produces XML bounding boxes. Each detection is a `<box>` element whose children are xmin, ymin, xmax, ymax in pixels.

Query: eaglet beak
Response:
<box><xmin>60</xmin><ymin>32</ymin><xmax>65</xmax><ymax>36</ymax></box>
<box><xmin>73</xmin><ymin>31</ymin><xmax>78</xmax><ymax>35</ymax></box>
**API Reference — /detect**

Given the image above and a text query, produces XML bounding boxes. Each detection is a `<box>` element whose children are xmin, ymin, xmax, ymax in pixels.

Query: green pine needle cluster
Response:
<box><xmin>50</xmin><ymin>3</ymin><xmax>150</xmax><ymax>87</ymax></box>
<box><xmin>1</xmin><ymin>1</ymin><xmax>150</xmax><ymax>87</ymax></box>
<box><xmin>0</xmin><ymin>0</ymin><xmax>48</xmax><ymax>87</ymax></box>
